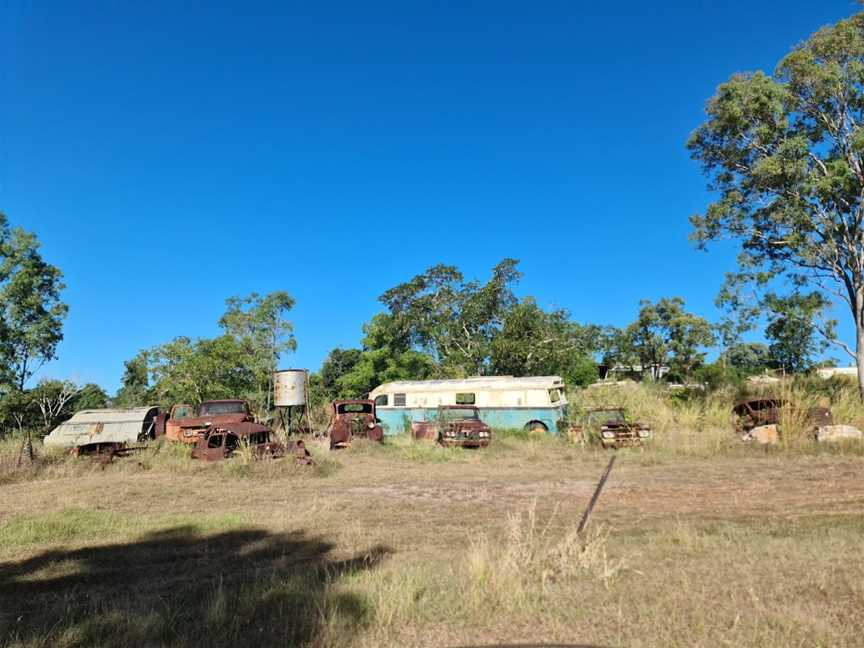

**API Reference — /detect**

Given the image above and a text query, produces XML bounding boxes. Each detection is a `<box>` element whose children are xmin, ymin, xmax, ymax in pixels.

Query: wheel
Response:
<box><xmin>524</xmin><ymin>421</ymin><xmax>548</xmax><ymax>435</ymax></box>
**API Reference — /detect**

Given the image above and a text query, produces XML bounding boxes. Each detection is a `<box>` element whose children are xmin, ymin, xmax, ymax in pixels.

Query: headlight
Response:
<box><xmin>601</xmin><ymin>431</ymin><xmax>615</xmax><ymax>439</ymax></box>
<box><xmin>367</xmin><ymin>422</ymin><xmax>375</xmax><ymax>429</ymax></box>
<box><xmin>638</xmin><ymin>429</ymin><xmax>651</xmax><ymax>438</ymax></box>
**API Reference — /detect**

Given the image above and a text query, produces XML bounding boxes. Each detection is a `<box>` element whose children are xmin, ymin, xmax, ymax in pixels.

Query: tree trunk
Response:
<box><xmin>857</xmin><ymin>321</ymin><xmax>864</xmax><ymax>402</ymax></box>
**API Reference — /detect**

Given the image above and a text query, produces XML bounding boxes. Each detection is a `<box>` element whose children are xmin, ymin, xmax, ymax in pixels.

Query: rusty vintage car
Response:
<box><xmin>732</xmin><ymin>398</ymin><xmax>784</xmax><ymax>433</ymax></box>
<box><xmin>327</xmin><ymin>400</ymin><xmax>384</xmax><ymax>449</ymax></box>
<box><xmin>733</xmin><ymin>398</ymin><xmax>834</xmax><ymax>439</ymax></box>
<box><xmin>571</xmin><ymin>408</ymin><xmax>652</xmax><ymax>448</ymax></box>
<box><xmin>190</xmin><ymin>425</ymin><xmax>288</xmax><ymax>461</ymax></box>
<box><xmin>411</xmin><ymin>405</ymin><xmax>492</xmax><ymax>448</ymax></box>
<box><xmin>157</xmin><ymin>399</ymin><xmax>260</xmax><ymax>444</ymax></box>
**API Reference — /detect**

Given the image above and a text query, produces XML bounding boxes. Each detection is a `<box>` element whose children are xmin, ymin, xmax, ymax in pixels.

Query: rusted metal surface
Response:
<box><xmin>165</xmin><ymin>400</ymin><xmax>255</xmax><ymax>444</ymax></box>
<box><xmin>411</xmin><ymin>420</ymin><xmax>438</xmax><ymax>441</ymax></box>
<box><xmin>286</xmin><ymin>439</ymin><xmax>314</xmax><ymax>464</ymax></box>
<box><xmin>327</xmin><ymin>400</ymin><xmax>384</xmax><ymax>449</ymax></box>
<box><xmin>807</xmin><ymin>406</ymin><xmax>834</xmax><ymax>427</ymax></box>
<box><xmin>734</xmin><ymin>399</ymin><xmax>836</xmax><ymax>440</ymax></box>
<box><xmin>189</xmin><ymin>424</ymin><xmax>285</xmax><ymax>462</ymax></box>
<box><xmin>412</xmin><ymin>405</ymin><xmax>492</xmax><ymax>448</ymax></box>
<box><xmin>732</xmin><ymin>398</ymin><xmax>784</xmax><ymax>432</ymax></box>
<box><xmin>571</xmin><ymin>408</ymin><xmax>652</xmax><ymax>449</ymax></box>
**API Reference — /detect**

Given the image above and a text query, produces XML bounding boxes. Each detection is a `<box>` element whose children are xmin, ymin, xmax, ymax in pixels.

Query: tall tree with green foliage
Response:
<box><xmin>329</xmin><ymin>314</ymin><xmax>437</xmax><ymax>398</ymax></box>
<box><xmin>114</xmin><ymin>352</ymin><xmax>152</xmax><ymax>407</ymax></box>
<box><xmin>764</xmin><ymin>292</ymin><xmax>832</xmax><ymax>373</ymax></box>
<box><xmin>490</xmin><ymin>298</ymin><xmax>599</xmax><ymax>386</ymax></box>
<box><xmin>379</xmin><ymin>259</ymin><xmax>521</xmax><ymax>375</ymax></box>
<box><xmin>147</xmin><ymin>335</ymin><xmax>256</xmax><ymax>408</ymax></box>
<box><xmin>725</xmin><ymin>342</ymin><xmax>773</xmax><ymax>372</ymax></box>
<box><xmin>0</xmin><ymin>213</ymin><xmax>68</xmax><ymax>389</ymax></box>
<box><xmin>626</xmin><ymin>298</ymin><xmax>714</xmax><ymax>381</ymax></box>
<box><xmin>219</xmin><ymin>291</ymin><xmax>296</xmax><ymax>411</ymax></box>
<box><xmin>688</xmin><ymin>12</ymin><xmax>864</xmax><ymax>397</ymax></box>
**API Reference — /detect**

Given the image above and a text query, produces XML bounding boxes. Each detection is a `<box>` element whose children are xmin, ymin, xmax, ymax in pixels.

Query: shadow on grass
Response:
<box><xmin>0</xmin><ymin>526</ymin><xmax>390</xmax><ymax>647</ymax></box>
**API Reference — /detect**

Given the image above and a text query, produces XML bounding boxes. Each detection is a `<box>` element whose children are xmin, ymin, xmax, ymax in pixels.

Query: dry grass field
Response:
<box><xmin>0</xmin><ymin>429</ymin><xmax>863</xmax><ymax>648</ymax></box>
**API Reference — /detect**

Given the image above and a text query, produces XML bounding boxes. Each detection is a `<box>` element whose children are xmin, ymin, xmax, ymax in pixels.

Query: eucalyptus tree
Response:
<box><xmin>0</xmin><ymin>213</ymin><xmax>67</xmax><ymax>389</ymax></box>
<box><xmin>688</xmin><ymin>12</ymin><xmax>864</xmax><ymax>397</ymax></box>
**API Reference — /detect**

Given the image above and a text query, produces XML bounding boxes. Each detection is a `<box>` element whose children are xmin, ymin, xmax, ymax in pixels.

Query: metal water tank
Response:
<box><xmin>273</xmin><ymin>369</ymin><xmax>308</xmax><ymax>407</ymax></box>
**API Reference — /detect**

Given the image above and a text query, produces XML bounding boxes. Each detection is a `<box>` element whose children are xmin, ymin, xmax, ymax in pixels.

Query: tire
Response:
<box><xmin>524</xmin><ymin>421</ymin><xmax>548</xmax><ymax>435</ymax></box>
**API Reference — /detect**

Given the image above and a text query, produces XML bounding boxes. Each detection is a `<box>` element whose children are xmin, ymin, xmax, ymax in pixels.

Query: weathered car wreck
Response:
<box><xmin>732</xmin><ymin>398</ymin><xmax>784</xmax><ymax>435</ymax></box>
<box><xmin>571</xmin><ymin>408</ymin><xmax>652</xmax><ymax>448</ymax></box>
<box><xmin>412</xmin><ymin>405</ymin><xmax>492</xmax><ymax>448</ymax></box>
<box><xmin>154</xmin><ymin>399</ymin><xmax>299</xmax><ymax>462</ymax></box>
<box><xmin>189</xmin><ymin>423</ymin><xmax>287</xmax><ymax>461</ymax></box>
<box><xmin>43</xmin><ymin>407</ymin><xmax>160</xmax><ymax>455</ymax></box>
<box><xmin>327</xmin><ymin>400</ymin><xmax>384</xmax><ymax>449</ymax></box>
<box><xmin>733</xmin><ymin>398</ymin><xmax>859</xmax><ymax>444</ymax></box>
<box><xmin>158</xmin><ymin>400</ymin><xmax>259</xmax><ymax>444</ymax></box>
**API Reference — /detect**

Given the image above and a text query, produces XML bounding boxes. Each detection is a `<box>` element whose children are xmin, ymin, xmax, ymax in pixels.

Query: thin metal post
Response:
<box><xmin>577</xmin><ymin>455</ymin><xmax>616</xmax><ymax>535</ymax></box>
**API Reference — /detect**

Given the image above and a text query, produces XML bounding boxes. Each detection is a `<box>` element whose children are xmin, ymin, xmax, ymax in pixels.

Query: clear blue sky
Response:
<box><xmin>2</xmin><ymin>1</ymin><xmax>858</xmax><ymax>392</ymax></box>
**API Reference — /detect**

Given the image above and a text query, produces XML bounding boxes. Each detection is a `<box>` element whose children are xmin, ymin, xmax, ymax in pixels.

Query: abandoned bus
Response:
<box><xmin>368</xmin><ymin>376</ymin><xmax>568</xmax><ymax>436</ymax></box>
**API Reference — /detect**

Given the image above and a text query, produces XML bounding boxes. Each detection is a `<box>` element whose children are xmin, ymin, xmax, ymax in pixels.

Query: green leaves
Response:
<box><xmin>625</xmin><ymin>298</ymin><xmax>715</xmax><ymax>381</ymax></box>
<box><xmin>489</xmin><ymin>297</ymin><xmax>599</xmax><ymax>386</ymax></box>
<box><xmin>117</xmin><ymin>291</ymin><xmax>297</xmax><ymax>413</ymax></box>
<box><xmin>689</xmin><ymin>11</ymin><xmax>864</xmax><ymax>390</ymax></box>
<box><xmin>0</xmin><ymin>213</ymin><xmax>68</xmax><ymax>390</ymax></box>
<box><xmin>763</xmin><ymin>291</ymin><xmax>833</xmax><ymax>373</ymax></box>
<box><xmin>378</xmin><ymin>259</ymin><xmax>522</xmax><ymax>375</ymax></box>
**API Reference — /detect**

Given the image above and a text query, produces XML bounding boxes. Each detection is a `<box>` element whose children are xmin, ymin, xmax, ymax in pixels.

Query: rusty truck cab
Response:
<box><xmin>328</xmin><ymin>400</ymin><xmax>384</xmax><ymax>449</ymax></box>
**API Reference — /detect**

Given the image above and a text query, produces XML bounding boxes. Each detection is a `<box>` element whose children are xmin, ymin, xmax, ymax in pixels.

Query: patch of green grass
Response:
<box><xmin>0</xmin><ymin>508</ymin><xmax>247</xmax><ymax>549</ymax></box>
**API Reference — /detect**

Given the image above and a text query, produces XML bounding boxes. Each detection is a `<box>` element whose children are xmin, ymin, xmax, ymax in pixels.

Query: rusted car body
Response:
<box><xmin>733</xmin><ymin>398</ymin><xmax>835</xmax><ymax>438</ymax></box>
<box><xmin>159</xmin><ymin>400</ymin><xmax>258</xmax><ymax>444</ymax></box>
<box><xmin>732</xmin><ymin>398</ymin><xmax>784</xmax><ymax>433</ymax></box>
<box><xmin>572</xmin><ymin>408</ymin><xmax>652</xmax><ymax>448</ymax></box>
<box><xmin>190</xmin><ymin>424</ymin><xmax>286</xmax><ymax>461</ymax></box>
<box><xmin>411</xmin><ymin>405</ymin><xmax>492</xmax><ymax>448</ymax></box>
<box><xmin>327</xmin><ymin>400</ymin><xmax>384</xmax><ymax>449</ymax></box>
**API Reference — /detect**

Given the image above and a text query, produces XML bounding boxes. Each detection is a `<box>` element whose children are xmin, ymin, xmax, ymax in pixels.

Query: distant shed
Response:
<box><xmin>43</xmin><ymin>407</ymin><xmax>159</xmax><ymax>450</ymax></box>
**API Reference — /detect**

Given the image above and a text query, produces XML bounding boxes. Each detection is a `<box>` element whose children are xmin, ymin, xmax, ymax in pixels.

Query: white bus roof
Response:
<box><xmin>369</xmin><ymin>376</ymin><xmax>565</xmax><ymax>396</ymax></box>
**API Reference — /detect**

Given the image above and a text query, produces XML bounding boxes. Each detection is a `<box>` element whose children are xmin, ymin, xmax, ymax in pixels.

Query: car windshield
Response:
<box><xmin>440</xmin><ymin>407</ymin><xmax>479</xmax><ymax>421</ymax></box>
<box><xmin>338</xmin><ymin>403</ymin><xmax>372</xmax><ymax>414</ymax></box>
<box><xmin>587</xmin><ymin>410</ymin><xmax>625</xmax><ymax>425</ymax></box>
<box><xmin>200</xmin><ymin>402</ymin><xmax>245</xmax><ymax>416</ymax></box>
<box><xmin>173</xmin><ymin>404</ymin><xmax>195</xmax><ymax>419</ymax></box>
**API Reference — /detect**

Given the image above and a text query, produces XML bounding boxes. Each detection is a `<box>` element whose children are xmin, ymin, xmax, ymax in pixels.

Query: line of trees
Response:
<box><xmin>10</xmin><ymin>9</ymin><xmax>864</xmax><ymax>438</ymax></box>
<box><xmin>308</xmin><ymin>259</ymin><xmax>835</xmax><ymax>407</ymax></box>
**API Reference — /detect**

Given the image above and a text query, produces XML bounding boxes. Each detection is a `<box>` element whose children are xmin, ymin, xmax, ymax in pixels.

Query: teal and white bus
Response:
<box><xmin>368</xmin><ymin>376</ymin><xmax>568</xmax><ymax>435</ymax></box>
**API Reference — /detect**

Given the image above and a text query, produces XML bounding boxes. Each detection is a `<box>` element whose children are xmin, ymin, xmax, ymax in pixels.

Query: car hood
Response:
<box><xmin>176</xmin><ymin>414</ymin><xmax>250</xmax><ymax>428</ymax></box>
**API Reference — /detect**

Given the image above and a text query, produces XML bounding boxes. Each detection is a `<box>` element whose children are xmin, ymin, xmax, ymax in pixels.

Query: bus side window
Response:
<box><xmin>456</xmin><ymin>392</ymin><xmax>475</xmax><ymax>405</ymax></box>
<box><xmin>375</xmin><ymin>394</ymin><xmax>389</xmax><ymax>407</ymax></box>
<box><xmin>549</xmin><ymin>389</ymin><xmax>560</xmax><ymax>403</ymax></box>
<box><xmin>394</xmin><ymin>393</ymin><xmax>406</xmax><ymax>407</ymax></box>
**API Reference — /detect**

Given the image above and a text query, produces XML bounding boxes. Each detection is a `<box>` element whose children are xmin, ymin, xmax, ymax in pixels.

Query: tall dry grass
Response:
<box><xmin>569</xmin><ymin>382</ymin><xmax>735</xmax><ymax>456</ymax></box>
